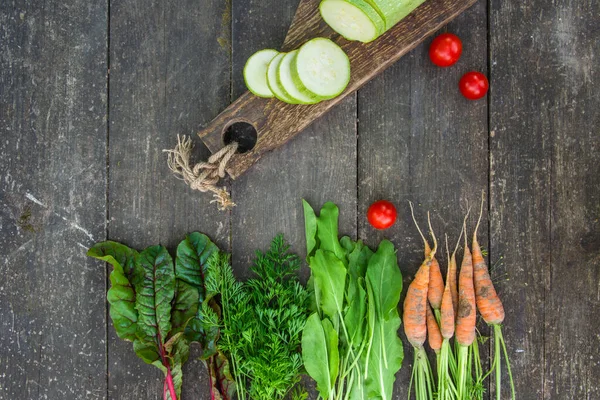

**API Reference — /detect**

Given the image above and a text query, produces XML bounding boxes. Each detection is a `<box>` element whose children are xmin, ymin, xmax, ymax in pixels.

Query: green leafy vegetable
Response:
<box><xmin>87</xmin><ymin>241</ymin><xmax>140</xmax><ymax>341</ymax></box>
<box><xmin>301</xmin><ymin>201</ymin><xmax>404</xmax><ymax>400</ymax></box>
<box><xmin>88</xmin><ymin>233</ymin><xmax>226</xmax><ymax>400</ymax></box>
<box><xmin>209</xmin><ymin>235</ymin><xmax>310</xmax><ymax>400</ymax></box>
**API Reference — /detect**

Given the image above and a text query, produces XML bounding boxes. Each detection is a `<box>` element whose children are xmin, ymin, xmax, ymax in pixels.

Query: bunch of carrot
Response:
<box><xmin>403</xmin><ymin>195</ymin><xmax>515</xmax><ymax>400</ymax></box>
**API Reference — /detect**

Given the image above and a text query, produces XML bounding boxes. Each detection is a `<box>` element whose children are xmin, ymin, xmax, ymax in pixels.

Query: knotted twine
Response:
<box><xmin>164</xmin><ymin>135</ymin><xmax>238</xmax><ymax>210</ymax></box>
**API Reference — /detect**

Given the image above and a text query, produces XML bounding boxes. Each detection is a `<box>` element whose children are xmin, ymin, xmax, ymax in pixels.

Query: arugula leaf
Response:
<box><xmin>87</xmin><ymin>242</ymin><xmax>141</xmax><ymax>341</ymax></box>
<box><xmin>302</xmin><ymin>199</ymin><xmax>319</xmax><ymax>259</ymax></box>
<box><xmin>302</xmin><ymin>313</ymin><xmax>337</xmax><ymax>399</ymax></box>
<box><xmin>344</xmin><ymin>278</ymin><xmax>367</xmax><ymax>346</ymax></box>
<box><xmin>315</xmin><ymin>202</ymin><xmax>346</xmax><ymax>262</ymax></box>
<box><xmin>364</xmin><ymin>312</ymin><xmax>403</xmax><ymax>400</ymax></box>
<box><xmin>309</xmin><ymin>249</ymin><xmax>347</xmax><ymax>320</ymax></box>
<box><xmin>365</xmin><ymin>240</ymin><xmax>402</xmax><ymax>321</ymax></box>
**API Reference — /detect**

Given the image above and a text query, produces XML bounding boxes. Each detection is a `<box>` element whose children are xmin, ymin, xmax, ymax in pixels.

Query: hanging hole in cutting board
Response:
<box><xmin>223</xmin><ymin>121</ymin><xmax>257</xmax><ymax>154</ymax></box>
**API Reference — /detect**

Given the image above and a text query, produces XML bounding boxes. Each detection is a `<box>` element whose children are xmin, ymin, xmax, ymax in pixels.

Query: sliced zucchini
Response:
<box><xmin>364</xmin><ymin>0</ymin><xmax>427</xmax><ymax>30</ymax></box>
<box><xmin>278</xmin><ymin>51</ymin><xmax>320</xmax><ymax>105</ymax></box>
<box><xmin>267</xmin><ymin>53</ymin><xmax>297</xmax><ymax>104</ymax></box>
<box><xmin>319</xmin><ymin>0</ymin><xmax>385</xmax><ymax>43</ymax></box>
<box><xmin>292</xmin><ymin>38</ymin><xmax>350</xmax><ymax>100</ymax></box>
<box><xmin>244</xmin><ymin>49</ymin><xmax>279</xmax><ymax>98</ymax></box>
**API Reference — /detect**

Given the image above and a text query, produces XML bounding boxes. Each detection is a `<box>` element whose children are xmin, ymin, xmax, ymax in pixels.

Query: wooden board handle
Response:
<box><xmin>199</xmin><ymin>0</ymin><xmax>478</xmax><ymax>179</ymax></box>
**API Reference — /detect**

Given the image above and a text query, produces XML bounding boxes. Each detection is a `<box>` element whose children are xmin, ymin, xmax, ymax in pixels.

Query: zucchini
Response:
<box><xmin>267</xmin><ymin>53</ymin><xmax>297</xmax><ymax>104</ymax></box>
<box><xmin>364</xmin><ymin>0</ymin><xmax>427</xmax><ymax>31</ymax></box>
<box><xmin>244</xmin><ymin>49</ymin><xmax>279</xmax><ymax>98</ymax></box>
<box><xmin>319</xmin><ymin>0</ymin><xmax>385</xmax><ymax>43</ymax></box>
<box><xmin>278</xmin><ymin>51</ymin><xmax>320</xmax><ymax>105</ymax></box>
<box><xmin>292</xmin><ymin>38</ymin><xmax>350</xmax><ymax>100</ymax></box>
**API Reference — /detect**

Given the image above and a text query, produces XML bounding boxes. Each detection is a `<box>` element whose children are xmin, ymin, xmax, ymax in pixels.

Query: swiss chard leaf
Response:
<box><xmin>135</xmin><ymin>245</ymin><xmax>176</xmax><ymax>344</ymax></box>
<box><xmin>309</xmin><ymin>249</ymin><xmax>347</xmax><ymax>320</ymax></box>
<box><xmin>164</xmin><ymin>332</ymin><xmax>191</xmax><ymax>400</ymax></box>
<box><xmin>87</xmin><ymin>241</ymin><xmax>141</xmax><ymax>341</ymax></box>
<box><xmin>171</xmin><ymin>280</ymin><xmax>200</xmax><ymax>335</ymax></box>
<box><xmin>205</xmin><ymin>351</ymin><xmax>237</xmax><ymax>400</ymax></box>
<box><xmin>175</xmin><ymin>232</ymin><xmax>218</xmax><ymax>300</ymax></box>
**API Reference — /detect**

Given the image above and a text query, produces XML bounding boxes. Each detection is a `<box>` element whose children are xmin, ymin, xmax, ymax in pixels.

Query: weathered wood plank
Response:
<box><xmin>490</xmin><ymin>0</ymin><xmax>600</xmax><ymax>398</ymax></box>
<box><xmin>107</xmin><ymin>0</ymin><xmax>231</xmax><ymax>397</ymax></box>
<box><xmin>0</xmin><ymin>0</ymin><xmax>108</xmax><ymax>399</ymax></box>
<box><xmin>230</xmin><ymin>0</ymin><xmax>357</xmax><ymax>283</ymax></box>
<box><xmin>357</xmin><ymin>2</ymin><xmax>489</xmax><ymax>397</ymax></box>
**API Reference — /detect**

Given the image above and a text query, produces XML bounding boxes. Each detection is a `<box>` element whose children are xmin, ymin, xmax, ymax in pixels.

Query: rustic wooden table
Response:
<box><xmin>1</xmin><ymin>0</ymin><xmax>598</xmax><ymax>399</ymax></box>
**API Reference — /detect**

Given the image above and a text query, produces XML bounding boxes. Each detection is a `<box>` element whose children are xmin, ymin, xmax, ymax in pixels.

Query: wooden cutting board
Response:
<box><xmin>199</xmin><ymin>0</ymin><xmax>478</xmax><ymax>179</ymax></box>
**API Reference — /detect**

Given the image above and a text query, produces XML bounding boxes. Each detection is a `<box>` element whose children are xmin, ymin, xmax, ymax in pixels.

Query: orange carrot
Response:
<box><xmin>404</xmin><ymin>205</ymin><xmax>438</xmax><ymax>348</ymax></box>
<box><xmin>440</xmin><ymin>235</ymin><xmax>455</xmax><ymax>339</ymax></box>
<box><xmin>455</xmin><ymin>221</ymin><xmax>476</xmax><ymax>347</ymax></box>
<box><xmin>426</xmin><ymin>304</ymin><xmax>442</xmax><ymax>352</ymax></box>
<box><xmin>472</xmin><ymin>192</ymin><xmax>505</xmax><ymax>325</ymax></box>
<box><xmin>410</xmin><ymin>203</ymin><xmax>444</xmax><ymax>310</ymax></box>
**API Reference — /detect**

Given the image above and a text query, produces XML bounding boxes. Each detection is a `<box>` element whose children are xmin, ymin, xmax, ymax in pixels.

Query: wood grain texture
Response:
<box><xmin>0</xmin><ymin>0</ymin><xmax>108</xmax><ymax>398</ymax></box>
<box><xmin>199</xmin><ymin>0</ymin><xmax>478</xmax><ymax>179</ymax></box>
<box><xmin>107</xmin><ymin>0</ymin><xmax>230</xmax><ymax>398</ymax></box>
<box><xmin>489</xmin><ymin>0</ymin><xmax>600</xmax><ymax>398</ymax></box>
<box><xmin>229</xmin><ymin>0</ymin><xmax>357</xmax><ymax>282</ymax></box>
<box><xmin>357</xmin><ymin>2</ymin><xmax>489</xmax><ymax>396</ymax></box>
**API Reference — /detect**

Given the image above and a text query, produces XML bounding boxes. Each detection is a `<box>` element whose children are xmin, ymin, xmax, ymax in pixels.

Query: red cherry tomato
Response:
<box><xmin>367</xmin><ymin>200</ymin><xmax>397</xmax><ymax>230</ymax></box>
<box><xmin>459</xmin><ymin>71</ymin><xmax>489</xmax><ymax>100</ymax></box>
<box><xmin>429</xmin><ymin>33</ymin><xmax>462</xmax><ymax>67</ymax></box>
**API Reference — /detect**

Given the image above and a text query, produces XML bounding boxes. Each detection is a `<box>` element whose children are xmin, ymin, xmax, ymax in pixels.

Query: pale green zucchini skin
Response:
<box><xmin>291</xmin><ymin>38</ymin><xmax>351</xmax><ymax>100</ymax></box>
<box><xmin>244</xmin><ymin>49</ymin><xmax>279</xmax><ymax>98</ymax></box>
<box><xmin>365</xmin><ymin>0</ymin><xmax>427</xmax><ymax>30</ymax></box>
<box><xmin>319</xmin><ymin>0</ymin><xmax>385</xmax><ymax>43</ymax></box>
<box><xmin>320</xmin><ymin>0</ymin><xmax>428</xmax><ymax>41</ymax></box>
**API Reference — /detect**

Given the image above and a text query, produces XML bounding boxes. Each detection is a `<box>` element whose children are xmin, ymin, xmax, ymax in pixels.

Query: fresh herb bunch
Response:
<box><xmin>207</xmin><ymin>235</ymin><xmax>310</xmax><ymax>400</ymax></box>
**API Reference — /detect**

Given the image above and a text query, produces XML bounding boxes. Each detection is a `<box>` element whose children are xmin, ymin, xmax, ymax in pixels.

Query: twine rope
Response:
<box><xmin>164</xmin><ymin>135</ymin><xmax>238</xmax><ymax>210</ymax></box>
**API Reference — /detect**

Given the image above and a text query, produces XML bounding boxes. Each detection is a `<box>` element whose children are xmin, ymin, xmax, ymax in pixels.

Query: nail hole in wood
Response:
<box><xmin>223</xmin><ymin>122</ymin><xmax>257</xmax><ymax>154</ymax></box>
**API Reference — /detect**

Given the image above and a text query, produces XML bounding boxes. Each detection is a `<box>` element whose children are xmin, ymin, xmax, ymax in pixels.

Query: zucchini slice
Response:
<box><xmin>292</xmin><ymin>38</ymin><xmax>350</xmax><ymax>100</ymax></box>
<box><xmin>267</xmin><ymin>53</ymin><xmax>297</xmax><ymax>104</ymax></box>
<box><xmin>319</xmin><ymin>0</ymin><xmax>385</xmax><ymax>43</ymax></box>
<box><xmin>278</xmin><ymin>51</ymin><xmax>320</xmax><ymax>105</ymax></box>
<box><xmin>244</xmin><ymin>49</ymin><xmax>279</xmax><ymax>98</ymax></box>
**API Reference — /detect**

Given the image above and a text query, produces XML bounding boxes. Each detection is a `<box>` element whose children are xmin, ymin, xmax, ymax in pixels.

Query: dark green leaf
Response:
<box><xmin>171</xmin><ymin>280</ymin><xmax>199</xmax><ymax>335</ymax></box>
<box><xmin>87</xmin><ymin>241</ymin><xmax>141</xmax><ymax>341</ymax></box>
<box><xmin>133</xmin><ymin>338</ymin><xmax>161</xmax><ymax>365</ymax></box>
<box><xmin>136</xmin><ymin>245</ymin><xmax>176</xmax><ymax>345</ymax></box>
<box><xmin>175</xmin><ymin>232</ymin><xmax>218</xmax><ymax>301</ymax></box>
<box><xmin>164</xmin><ymin>332</ymin><xmax>190</xmax><ymax>400</ymax></box>
<box><xmin>205</xmin><ymin>351</ymin><xmax>237</xmax><ymax>400</ymax></box>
